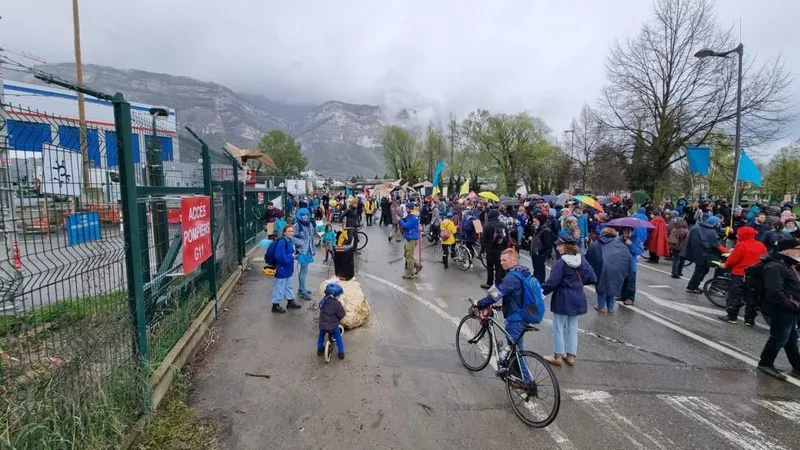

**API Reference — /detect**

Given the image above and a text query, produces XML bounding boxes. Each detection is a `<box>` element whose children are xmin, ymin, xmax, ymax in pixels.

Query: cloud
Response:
<box><xmin>1</xmin><ymin>0</ymin><xmax>797</xmax><ymax>154</ymax></box>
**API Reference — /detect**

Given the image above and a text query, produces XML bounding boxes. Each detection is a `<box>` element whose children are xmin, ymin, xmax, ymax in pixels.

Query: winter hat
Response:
<box><xmin>733</xmin><ymin>206</ymin><xmax>743</xmax><ymax>212</ymax></box>
<box><xmin>637</xmin><ymin>207</ymin><xmax>646</xmax><ymax>214</ymax></box>
<box><xmin>705</xmin><ymin>216</ymin><xmax>721</xmax><ymax>226</ymax></box>
<box><xmin>406</xmin><ymin>202</ymin><xmax>416</xmax><ymax>210</ymax></box>
<box><xmin>556</xmin><ymin>235</ymin><xmax>577</xmax><ymax>245</ymax></box>
<box><xmin>776</xmin><ymin>238</ymin><xmax>800</xmax><ymax>252</ymax></box>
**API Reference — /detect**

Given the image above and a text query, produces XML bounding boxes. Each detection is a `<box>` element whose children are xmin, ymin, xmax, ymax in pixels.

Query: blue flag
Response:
<box><xmin>686</xmin><ymin>147</ymin><xmax>710</xmax><ymax>176</ymax></box>
<box><xmin>738</xmin><ymin>151</ymin><xmax>762</xmax><ymax>186</ymax></box>
<box><xmin>432</xmin><ymin>160</ymin><xmax>445</xmax><ymax>188</ymax></box>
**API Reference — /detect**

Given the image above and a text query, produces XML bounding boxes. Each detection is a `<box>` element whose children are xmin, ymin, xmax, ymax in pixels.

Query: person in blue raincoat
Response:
<box><xmin>619</xmin><ymin>226</ymin><xmax>644</xmax><ymax>305</ymax></box>
<box><xmin>586</xmin><ymin>227</ymin><xmax>632</xmax><ymax>312</ymax></box>
<box><xmin>293</xmin><ymin>207</ymin><xmax>315</xmax><ymax>300</ymax></box>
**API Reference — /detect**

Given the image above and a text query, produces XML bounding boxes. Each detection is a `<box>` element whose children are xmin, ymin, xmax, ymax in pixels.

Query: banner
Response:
<box><xmin>738</xmin><ymin>151</ymin><xmax>762</xmax><ymax>186</ymax></box>
<box><xmin>686</xmin><ymin>147</ymin><xmax>710</xmax><ymax>176</ymax></box>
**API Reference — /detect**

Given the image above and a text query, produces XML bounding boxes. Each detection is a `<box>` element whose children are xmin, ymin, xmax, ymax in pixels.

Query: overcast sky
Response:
<box><xmin>1</xmin><ymin>0</ymin><xmax>798</xmax><ymax>154</ymax></box>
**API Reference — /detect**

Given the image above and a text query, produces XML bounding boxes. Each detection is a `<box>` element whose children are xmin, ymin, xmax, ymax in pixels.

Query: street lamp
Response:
<box><xmin>695</xmin><ymin>43</ymin><xmax>744</xmax><ymax>214</ymax></box>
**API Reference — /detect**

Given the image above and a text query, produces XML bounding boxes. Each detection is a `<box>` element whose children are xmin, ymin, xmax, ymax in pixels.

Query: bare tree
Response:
<box><xmin>568</xmin><ymin>104</ymin><xmax>607</xmax><ymax>192</ymax></box>
<box><xmin>599</xmin><ymin>0</ymin><xmax>794</xmax><ymax>200</ymax></box>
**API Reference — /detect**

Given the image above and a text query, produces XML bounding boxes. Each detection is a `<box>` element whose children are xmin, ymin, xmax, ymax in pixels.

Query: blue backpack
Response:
<box><xmin>264</xmin><ymin>238</ymin><xmax>284</xmax><ymax>267</ymax></box>
<box><xmin>506</xmin><ymin>271</ymin><xmax>546</xmax><ymax>324</ymax></box>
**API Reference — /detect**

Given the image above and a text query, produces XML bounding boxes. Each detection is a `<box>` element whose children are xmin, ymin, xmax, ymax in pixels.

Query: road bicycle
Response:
<box><xmin>324</xmin><ymin>325</ymin><xmax>345</xmax><ymax>363</ymax></box>
<box><xmin>432</xmin><ymin>240</ymin><xmax>472</xmax><ymax>271</ymax></box>
<box><xmin>456</xmin><ymin>299</ymin><xmax>560</xmax><ymax>428</ymax></box>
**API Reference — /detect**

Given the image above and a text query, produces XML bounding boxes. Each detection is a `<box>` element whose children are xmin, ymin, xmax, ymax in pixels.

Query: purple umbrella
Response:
<box><xmin>606</xmin><ymin>217</ymin><xmax>655</xmax><ymax>229</ymax></box>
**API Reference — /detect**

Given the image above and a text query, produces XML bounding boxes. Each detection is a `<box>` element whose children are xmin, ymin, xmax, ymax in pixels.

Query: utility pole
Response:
<box><xmin>72</xmin><ymin>0</ymin><xmax>90</xmax><ymax>198</ymax></box>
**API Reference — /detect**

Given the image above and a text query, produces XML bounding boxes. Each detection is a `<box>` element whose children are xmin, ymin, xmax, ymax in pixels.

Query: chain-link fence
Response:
<box><xmin>0</xmin><ymin>100</ymin><xmax>141</xmax><ymax>449</ymax></box>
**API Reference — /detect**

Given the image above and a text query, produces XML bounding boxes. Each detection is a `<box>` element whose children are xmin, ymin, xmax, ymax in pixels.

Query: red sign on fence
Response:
<box><xmin>258</xmin><ymin>192</ymin><xmax>264</xmax><ymax>204</ymax></box>
<box><xmin>181</xmin><ymin>196</ymin><xmax>212</xmax><ymax>274</ymax></box>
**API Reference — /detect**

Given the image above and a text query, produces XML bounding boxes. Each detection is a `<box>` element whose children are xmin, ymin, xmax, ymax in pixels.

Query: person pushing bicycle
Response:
<box><xmin>475</xmin><ymin>248</ymin><xmax>531</xmax><ymax>376</ymax></box>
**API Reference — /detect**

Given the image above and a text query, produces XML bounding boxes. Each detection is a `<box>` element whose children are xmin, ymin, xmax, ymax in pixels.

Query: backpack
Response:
<box><xmin>264</xmin><ymin>239</ymin><xmax>284</xmax><ymax>267</ymax></box>
<box><xmin>492</xmin><ymin>225</ymin><xmax>509</xmax><ymax>247</ymax></box>
<box><xmin>743</xmin><ymin>259</ymin><xmax>767</xmax><ymax>309</ymax></box>
<box><xmin>506</xmin><ymin>271</ymin><xmax>546</xmax><ymax>324</ymax></box>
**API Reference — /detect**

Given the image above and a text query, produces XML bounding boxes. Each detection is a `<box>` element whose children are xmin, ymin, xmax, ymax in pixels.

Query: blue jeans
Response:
<box><xmin>621</xmin><ymin>272</ymin><xmax>636</xmax><ymax>301</ymax></box>
<box><xmin>504</xmin><ymin>319</ymin><xmax>532</xmax><ymax>382</ymax></box>
<box><xmin>317</xmin><ymin>327</ymin><xmax>345</xmax><ymax>353</ymax></box>
<box><xmin>552</xmin><ymin>313</ymin><xmax>579</xmax><ymax>355</ymax></box>
<box><xmin>670</xmin><ymin>250</ymin><xmax>684</xmax><ymax>276</ymax></box>
<box><xmin>597</xmin><ymin>293</ymin><xmax>616</xmax><ymax>311</ymax></box>
<box><xmin>758</xmin><ymin>312</ymin><xmax>800</xmax><ymax>369</ymax></box>
<box><xmin>297</xmin><ymin>263</ymin><xmax>310</xmax><ymax>296</ymax></box>
<box><xmin>271</xmin><ymin>277</ymin><xmax>295</xmax><ymax>304</ymax></box>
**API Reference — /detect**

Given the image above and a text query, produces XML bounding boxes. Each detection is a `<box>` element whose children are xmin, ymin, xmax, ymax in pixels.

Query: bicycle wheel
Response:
<box><xmin>314</xmin><ymin>233</ymin><xmax>322</xmax><ymax>247</ymax></box>
<box><xmin>454</xmin><ymin>245</ymin><xmax>472</xmax><ymax>271</ymax></box>
<box><xmin>357</xmin><ymin>231</ymin><xmax>368</xmax><ymax>251</ymax></box>
<box><xmin>456</xmin><ymin>315</ymin><xmax>492</xmax><ymax>371</ymax></box>
<box><xmin>505</xmin><ymin>350</ymin><xmax>560</xmax><ymax>428</ymax></box>
<box><xmin>703</xmin><ymin>277</ymin><xmax>728</xmax><ymax>309</ymax></box>
<box><xmin>324</xmin><ymin>336</ymin><xmax>333</xmax><ymax>363</ymax></box>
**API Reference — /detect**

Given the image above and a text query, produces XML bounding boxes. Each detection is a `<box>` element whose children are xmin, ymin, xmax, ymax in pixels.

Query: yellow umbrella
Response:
<box><xmin>459</xmin><ymin>179</ymin><xmax>470</xmax><ymax>196</ymax></box>
<box><xmin>478</xmin><ymin>191</ymin><xmax>499</xmax><ymax>202</ymax></box>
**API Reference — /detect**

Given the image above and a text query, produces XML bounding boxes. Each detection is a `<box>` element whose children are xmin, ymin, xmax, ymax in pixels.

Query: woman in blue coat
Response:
<box><xmin>585</xmin><ymin>227</ymin><xmax>632</xmax><ymax>312</ymax></box>
<box><xmin>294</xmin><ymin>208</ymin><xmax>315</xmax><ymax>300</ymax></box>
<box><xmin>542</xmin><ymin>235</ymin><xmax>597</xmax><ymax>367</ymax></box>
<box><xmin>271</xmin><ymin>225</ymin><xmax>300</xmax><ymax>313</ymax></box>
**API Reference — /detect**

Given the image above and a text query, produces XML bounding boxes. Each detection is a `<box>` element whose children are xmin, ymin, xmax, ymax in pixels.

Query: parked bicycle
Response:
<box><xmin>703</xmin><ymin>257</ymin><xmax>730</xmax><ymax>309</ymax></box>
<box><xmin>456</xmin><ymin>299</ymin><xmax>560</xmax><ymax>428</ymax></box>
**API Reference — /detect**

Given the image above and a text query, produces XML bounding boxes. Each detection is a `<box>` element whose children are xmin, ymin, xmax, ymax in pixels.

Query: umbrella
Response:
<box><xmin>555</xmin><ymin>193</ymin><xmax>570</xmax><ymax>206</ymax></box>
<box><xmin>606</xmin><ymin>217</ymin><xmax>654</xmax><ymax>229</ymax></box>
<box><xmin>478</xmin><ymin>191</ymin><xmax>500</xmax><ymax>202</ymax></box>
<box><xmin>573</xmin><ymin>195</ymin><xmax>604</xmax><ymax>213</ymax></box>
<box><xmin>543</xmin><ymin>195</ymin><xmax>559</xmax><ymax>203</ymax></box>
<box><xmin>597</xmin><ymin>196</ymin><xmax>612</xmax><ymax>205</ymax></box>
<box><xmin>529</xmin><ymin>194</ymin><xmax>544</xmax><ymax>200</ymax></box>
<box><xmin>500</xmin><ymin>198</ymin><xmax>518</xmax><ymax>207</ymax></box>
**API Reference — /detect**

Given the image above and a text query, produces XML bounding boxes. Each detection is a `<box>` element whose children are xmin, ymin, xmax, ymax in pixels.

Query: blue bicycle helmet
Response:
<box><xmin>446</xmin><ymin>212</ymin><xmax>453</xmax><ymax>218</ymax></box>
<box><xmin>324</xmin><ymin>283</ymin><xmax>344</xmax><ymax>297</ymax></box>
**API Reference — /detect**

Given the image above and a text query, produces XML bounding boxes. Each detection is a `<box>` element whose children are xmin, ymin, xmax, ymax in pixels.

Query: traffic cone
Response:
<box><xmin>12</xmin><ymin>241</ymin><xmax>21</xmax><ymax>270</ymax></box>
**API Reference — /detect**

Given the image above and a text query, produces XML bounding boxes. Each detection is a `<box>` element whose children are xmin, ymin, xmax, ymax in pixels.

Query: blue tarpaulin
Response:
<box><xmin>686</xmin><ymin>147</ymin><xmax>710</xmax><ymax>175</ymax></box>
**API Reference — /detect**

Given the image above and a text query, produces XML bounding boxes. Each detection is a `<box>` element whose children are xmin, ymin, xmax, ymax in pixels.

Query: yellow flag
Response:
<box><xmin>431</xmin><ymin>186</ymin><xmax>440</xmax><ymax>197</ymax></box>
<box><xmin>459</xmin><ymin>179</ymin><xmax>470</xmax><ymax>196</ymax></box>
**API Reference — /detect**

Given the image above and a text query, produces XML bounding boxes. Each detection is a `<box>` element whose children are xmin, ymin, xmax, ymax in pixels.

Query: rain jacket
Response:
<box><xmin>680</xmin><ymin>221</ymin><xmax>727</xmax><ymax>264</ymax></box>
<box><xmin>761</xmin><ymin>252</ymin><xmax>800</xmax><ymax>316</ymax></box>
<box><xmin>477</xmin><ymin>265</ymin><xmax>531</xmax><ymax>318</ymax></box>
<box><xmin>668</xmin><ymin>219</ymin><xmax>689</xmax><ymax>252</ymax></box>
<box><xmin>724</xmin><ymin>226</ymin><xmax>767</xmax><ymax>276</ymax></box>
<box><xmin>586</xmin><ymin>235</ymin><xmax>632</xmax><ymax>296</ymax></box>
<box><xmin>542</xmin><ymin>253</ymin><xmax>597</xmax><ymax>316</ymax></box>
<box><xmin>293</xmin><ymin>208</ymin><xmax>315</xmax><ymax>264</ymax></box>
<box><xmin>621</xmin><ymin>234</ymin><xmax>644</xmax><ymax>273</ymax></box>
<box><xmin>440</xmin><ymin>218</ymin><xmax>457</xmax><ymax>245</ymax></box>
<box><xmin>632</xmin><ymin>208</ymin><xmax>650</xmax><ymax>244</ymax></box>
<box><xmin>646</xmin><ymin>215</ymin><xmax>670</xmax><ymax>257</ymax></box>
<box><xmin>318</xmin><ymin>295</ymin><xmax>346</xmax><ymax>332</ymax></box>
<box><xmin>462</xmin><ymin>213</ymin><xmax>478</xmax><ymax>243</ymax></box>
<box><xmin>273</xmin><ymin>237</ymin><xmax>295</xmax><ymax>279</ymax></box>
<box><xmin>398</xmin><ymin>212</ymin><xmax>420</xmax><ymax>240</ymax></box>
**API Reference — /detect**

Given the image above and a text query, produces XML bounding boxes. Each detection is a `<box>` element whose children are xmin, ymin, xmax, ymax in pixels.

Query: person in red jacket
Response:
<box><xmin>646</xmin><ymin>211</ymin><xmax>670</xmax><ymax>263</ymax></box>
<box><xmin>718</xmin><ymin>226</ymin><xmax>767</xmax><ymax>325</ymax></box>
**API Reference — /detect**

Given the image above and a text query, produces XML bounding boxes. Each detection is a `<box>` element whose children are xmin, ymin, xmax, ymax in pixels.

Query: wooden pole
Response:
<box><xmin>72</xmin><ymin>0</ymin><xmax>90</xmax><ymax>200</ymax></box>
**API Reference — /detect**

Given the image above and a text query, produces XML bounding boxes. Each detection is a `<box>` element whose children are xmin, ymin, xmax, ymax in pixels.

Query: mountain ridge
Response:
<box><xmin>5</xmin><ymin>63</ymin><xmax>418</xmax><ymax>178</ymax></box>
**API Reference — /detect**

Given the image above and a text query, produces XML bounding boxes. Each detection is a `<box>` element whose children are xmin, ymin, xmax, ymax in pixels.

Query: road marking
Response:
<box><xmin>718</xmin><ymin>341</ymin><xmax>757</xmax><ymax>359</ymax></box>
<box><xmin>659</xmin><ymin>395</ymin><xmax>787</xmax><ymax>450</ymax></box>
<box><xmin>566</xmin><ymin>389</ymin><xmax>672</xmax><ymax>450</ymax></box>
<box><xmin>752</xmin><ymin>400</ymin><xmax>800</xmax><ymax>421</ymax></box>
<box><xmin>622</xmin><ymin>304</ymin><xmax>800</xmax><ymax>388</ymax></box>
<box><xmin>638</xmin><ymin>292</ymin><xmax>720</xmax><ymax>325</ymax></box>
<box><xmin>638</xmin><ymin>261</ymin><xmax>689</xmax><ymax>280</ymax></box>
<box><xmin>363</xmin><ymin>272</ymin><xmax>576</xmax><ymax>450</ymax></box>
<box><xmin>648</xmin><ymin>285</ymin><xmax>671</xmax><ymax>288</ymax></box>
<box><xmin>647</xmin><ymin>310</ymin><xmax>680</xmax><ymax>325</ymax></box>
<box><xmin>414</xmin><ymin>283</ymin><xmax>434</xmax><ymax>291</ymax></box>
<box><xmin>432</xmin><ymin>297</ymin><xmax>448</xmax><ymax>309</ymax></box>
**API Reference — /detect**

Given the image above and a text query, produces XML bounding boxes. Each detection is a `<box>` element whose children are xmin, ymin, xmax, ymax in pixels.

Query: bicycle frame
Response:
<box><xmin>470</xmin><ymin>311</ymin><xmax>528</xmax><ymax>380</ymax></box>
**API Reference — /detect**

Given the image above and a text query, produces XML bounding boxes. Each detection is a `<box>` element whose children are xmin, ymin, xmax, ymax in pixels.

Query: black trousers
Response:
<box><xmin>531</xmin><ymin>254</ymin><xmax>547</xmax><ymax>285</ymax></box>
<box><xmin>687</xmin><ymin>262</ymin><xmax>710</xmax><ymax>290</ymax></box>
<box><xmin>725</xmin><ymin>275</ymin><xmax>757</xmax><ymax>321</ymax></box>
<box><xmin>485</xmin><ymin>250</ymin><xmax>505</xmax><ymax>286</ymax></box>
<box><xmin>365</xmin><ymin>213</ymin><xmax>373</xmax><ymax>226</ymax></box>
<box><xmin>442</xmin><ymin>243</ymin><xmax>456</xmax><ymax>268</ymax></box>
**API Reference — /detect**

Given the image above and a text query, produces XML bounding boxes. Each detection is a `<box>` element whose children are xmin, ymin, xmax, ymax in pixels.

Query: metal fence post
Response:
<box><xmin>230</xmin><ymin>156</ymin><xmax>245</xmax><ymax>263</ymax></box>
<box><xmin>112</xmin><ymin>93</ymin><xmax>151</xmax><ymax>411</ymax></box>
<box><xmin>200</xmin><ymin>141</ymin><xmax>218</xmax><ymax>315</ymax></box>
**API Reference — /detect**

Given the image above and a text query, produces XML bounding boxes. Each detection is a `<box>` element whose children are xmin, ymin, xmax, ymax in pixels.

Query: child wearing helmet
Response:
<box><xmin>317</xmin><ymin>283</ymin><xmax>346</xmax><ymax>359</ymax></box>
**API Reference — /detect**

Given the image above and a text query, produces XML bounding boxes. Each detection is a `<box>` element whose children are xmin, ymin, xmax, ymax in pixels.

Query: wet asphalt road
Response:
<box><xmin>190</xmin><ymin>224</ymin><xmax>800</xmax><ymax>450</ymax></box>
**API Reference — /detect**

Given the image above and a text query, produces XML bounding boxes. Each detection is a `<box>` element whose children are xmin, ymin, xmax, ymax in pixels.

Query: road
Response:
<box><xmin>190</xmin><ymin>224</ymin><xmax>800</xmax><ymax>450</ymax></box>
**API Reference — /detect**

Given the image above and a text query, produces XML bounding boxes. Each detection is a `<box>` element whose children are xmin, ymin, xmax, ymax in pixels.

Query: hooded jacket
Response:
<box><xmin>477</xmin><ymin>264</ymin><xmax>531</xmax><ymax>318</ymax></box>
<box><xmin>398</xmin><ymin>211</ymin><xmax>420</xmax><ymax>240</ymax></box>
<box><xmin>646</xmin><ymin>215</ymin><xmax>670</xmax><ymax>257</ymax></box>
<box><xmin>680</xmin><ymin>219</ymin><xmax>726</xmax><ymax>264</ymax></box>
<box><xmin>668</xmin><ymin>219</ymin><xmax>689</xmax><ymax>251</ymax></box>
<box><xmin>632</xmin><ymin>208</ymin><xmax>650</xmax><ymax>244</ymax></box>
<box><xmin>724</xmin><ymin>226</ymin><xmax>767</xmax><ymax>276</ymax></box>
<box><xmin>761</xmin><ymin>252</ymin><xmax>800</xmax><ymax>315</ymax></box>
<box><xmin>273</xmin><ymin>236</ymin><xmax>295</xmax><ymax>279</ymax></box>
<box><xmin>293</xmin><ymin>208</ymin><xmax>314</xmax><ymax>258</ymax></box>
<box><xmin>318</xmin><ymin>295</ymin><xmax>346</xmax><ymax>332</ymax></box>
<box><xmin>586</xmin><ymin>235</ymin><xmax>632</xmax><ymax>295</ymax></box>
<box><xmin>481</xmin><ymin>209</ymin><xmax>506</xmax><ymax>251</ymax></box>
<box><xmin>339</xmin><ymin>204</ymin><xmax>360</xmax><ymax>228</ymax></box>
<box><xmin>542</xmin><ymin>253</ymin><xmax>597</xmax><ymax>316</ymax></box>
